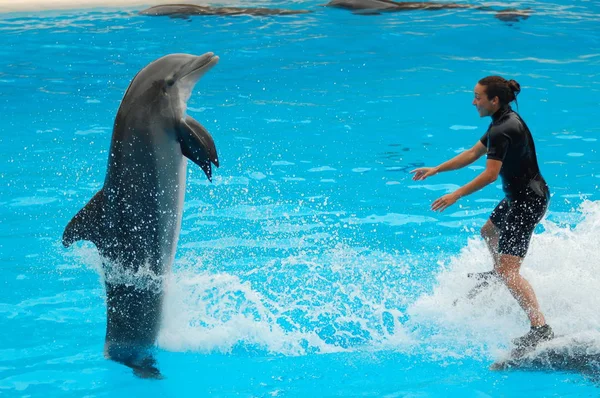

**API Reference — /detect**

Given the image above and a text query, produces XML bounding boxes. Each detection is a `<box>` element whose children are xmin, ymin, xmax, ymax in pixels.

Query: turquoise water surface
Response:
<box><xmin>1</xmin><ymin>0</ymin><xmax>600</xmax><ymax>396</ymax></box>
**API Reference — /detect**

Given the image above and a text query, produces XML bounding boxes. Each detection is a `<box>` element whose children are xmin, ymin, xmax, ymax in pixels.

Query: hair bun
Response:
<box><xmin>508</xmin><ymin>79</ymin><xmax>521</xmax><ymax>96</ymax></box>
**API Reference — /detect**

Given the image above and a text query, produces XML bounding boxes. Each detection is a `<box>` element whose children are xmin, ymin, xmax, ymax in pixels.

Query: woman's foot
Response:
<box><xmin>512</xmin><ymin>324</ymin><xmax>554</xmax><ymax>348</ymax></box>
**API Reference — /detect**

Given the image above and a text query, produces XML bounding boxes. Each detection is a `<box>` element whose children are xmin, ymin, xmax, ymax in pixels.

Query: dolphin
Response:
<box><xmin>63</xmin><ymin>52</ymin><xmax>220</xmax><ymax>378</ymax></box>
<box><xmin>323</xmin><ymin>0</ymin><xmax>471</xmax><ymax>13</ymax></box>
<box><xmin>493</xmin><ymin>8</ymin><xmax>531</xmax><ymax>23</ymax></box>
<box><xmin>322</xmin><ymin>0</ymin><xmax>532</xmax><ymax>21</ymax></box>
<box><xmin>491</xmin><ymin>333</ymin><xmax>600</xmax><ymax>383</ymax></box>
<box><xmin>139</xmin><ymin>4</ymin><xmax>312</xmax><ymax>18</ymax></box>
<box><xmin>452</xmin><ymin>270</ymin><xmax>501</xmax><ymax>306</ymax></box>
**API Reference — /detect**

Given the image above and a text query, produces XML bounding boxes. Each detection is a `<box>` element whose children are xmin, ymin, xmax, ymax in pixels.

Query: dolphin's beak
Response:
<box><xmin>181</xmin><ymin>52</ymin><xmax>219</xmax><ymax>83</ymax></box>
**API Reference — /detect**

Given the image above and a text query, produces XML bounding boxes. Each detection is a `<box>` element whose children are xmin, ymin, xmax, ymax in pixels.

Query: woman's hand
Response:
<box><xmin>410</xmin><ymin>167</ymin><xmax>439</xmax><ymax>181</ymax></box>
<box><xmin>431</xmin><ymin>193</ymin><xmax>459</xmax><ymax>212</ymax></box>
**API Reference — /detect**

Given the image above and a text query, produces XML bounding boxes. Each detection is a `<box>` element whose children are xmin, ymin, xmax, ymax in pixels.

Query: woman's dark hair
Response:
<box><xmin>478</xmin><ymin>76</ymin><xmax>520</xmax><ymax>109</ymax></box>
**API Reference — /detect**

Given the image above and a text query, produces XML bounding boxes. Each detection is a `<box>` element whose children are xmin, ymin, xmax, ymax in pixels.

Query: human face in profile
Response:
<box><xmin>472</xmin><ymin>83</ymin><xmax>499</xmax><ymax>117</ymax></box>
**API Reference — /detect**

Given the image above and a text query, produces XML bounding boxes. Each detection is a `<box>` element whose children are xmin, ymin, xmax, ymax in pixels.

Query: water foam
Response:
<box><xmin>408</xmin><ymin>200</ymin><xmax>600</xmax><ymax>360</ymax></box>
<box><xmin>159</xmin><ymin>246</ymin><xmax>416</xmax><ymax>356</ymax></box>
<box><xmin>68</xmin><ymin>201</ymin><xmax>600</xmax><ymax>363</ymax></box>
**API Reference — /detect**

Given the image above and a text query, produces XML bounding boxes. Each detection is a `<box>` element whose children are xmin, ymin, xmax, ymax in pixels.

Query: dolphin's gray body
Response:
<box><xmin>139</xmin><ymin>4</ymin><xmax>312</xmax><ymax>18</ymax></box>
<box><xmin>324</xmin><ymin>0</ymin><xmax>471</xmax><ymax>13</ymax></box>
<box><xmin>63</xmin><ymin>53</ymin><xmax>219</xmax><ymax>378</ymax></box>
<box><xmin>322</xmin><ymin>0</ymin><xmax>531</xmax><ymax>21</ymax></box>
<box><xmin>491</xmin><ymin>334</ymin><xmax>600</xmax><ymax>382</ymax></box>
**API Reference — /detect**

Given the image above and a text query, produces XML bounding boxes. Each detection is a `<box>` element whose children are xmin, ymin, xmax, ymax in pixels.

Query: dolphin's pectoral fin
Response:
<box><xmin>63</xmin><ymin>190</ymin><xmax>105</xmax><ymax>248</ymax></box>
<box><xmin>178</xmin><ymin>117</ymin><xmax>219</xmax><ymax>181</ymax></box>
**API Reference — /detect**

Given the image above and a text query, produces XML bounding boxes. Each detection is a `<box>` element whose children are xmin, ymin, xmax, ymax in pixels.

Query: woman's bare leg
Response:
<box><xmin>480</xmin><ymin>219</ymin><xmax>500</xmax><ymax>268</ymax></box>
<box><xmin>495</xmin><ymin>254</ymin><xmax>546</xmax><ymax>327</ymax></box>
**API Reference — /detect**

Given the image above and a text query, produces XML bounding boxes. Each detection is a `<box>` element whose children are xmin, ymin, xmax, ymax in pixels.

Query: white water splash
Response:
<box><xmin>408</xmin><ymin>200</ymin><xmax>600</xmax><ymax>359</ymax></box>
<box><xmin>69</xmin><ymin>201</ymin><xmax>600</xmax><ymax>362</ymax></box>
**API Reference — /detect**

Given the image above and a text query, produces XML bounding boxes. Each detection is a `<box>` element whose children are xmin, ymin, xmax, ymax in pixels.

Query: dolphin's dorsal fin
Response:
<box><xmin>178</xmin><ymin>116</ymin><xmax>219</xmax><ymax>181</ymax></box>
<box><xmin>63</xmin><ymin>190</ymin><xmax>105</xmax><ymax>249</ymax></box>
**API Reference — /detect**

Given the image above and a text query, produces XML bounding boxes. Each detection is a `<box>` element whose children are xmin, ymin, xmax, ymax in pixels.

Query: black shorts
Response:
<box><xmin>489</xmin><ymin>192</ymin><xmax>549</xmax><ymax>258</ymax></box>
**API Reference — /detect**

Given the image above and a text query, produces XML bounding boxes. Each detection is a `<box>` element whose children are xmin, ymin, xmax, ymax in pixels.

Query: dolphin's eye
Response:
<box><xmin>166</xmin><ymin>78</ymin><xmax>175</xmax><ymax>87</ymax></box>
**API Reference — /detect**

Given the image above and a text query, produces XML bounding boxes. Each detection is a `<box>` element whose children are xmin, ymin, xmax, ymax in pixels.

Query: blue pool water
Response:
<box><xmin>1</xmin><ymin>0</ymin><xmax>600</xmax><ymax>395</ymax></box>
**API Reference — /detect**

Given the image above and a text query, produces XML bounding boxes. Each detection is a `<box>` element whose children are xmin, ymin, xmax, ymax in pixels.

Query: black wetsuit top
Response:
<box><xmin>479</xmin><ymin>106</ymin><xmax>549</xmax><ymax>201</ymax></box>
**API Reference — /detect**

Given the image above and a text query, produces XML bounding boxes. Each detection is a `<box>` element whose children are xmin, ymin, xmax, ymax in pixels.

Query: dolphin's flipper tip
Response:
<box><xmin>201</xmin><ymin>162</ymin><xmax>213</xmax><ymax>182</ymax></box>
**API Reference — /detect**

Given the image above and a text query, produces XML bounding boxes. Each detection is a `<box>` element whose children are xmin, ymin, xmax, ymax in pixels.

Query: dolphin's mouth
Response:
<box><xmin>181</xmin><ymin>52</ymin><xmax>219</xmax><ymax>80</ymax></box>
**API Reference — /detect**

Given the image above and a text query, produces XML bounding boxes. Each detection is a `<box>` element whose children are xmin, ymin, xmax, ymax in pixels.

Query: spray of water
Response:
<box><xmin>70</xmin><ymin>201</ymin><xmax>600</xmax><ymax>363</ymax></box>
